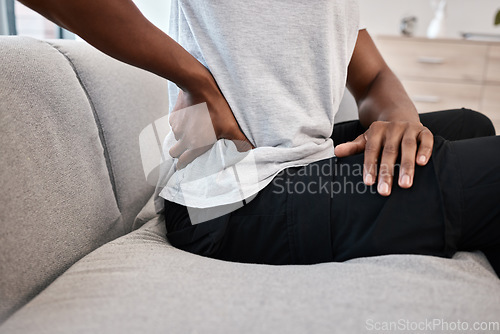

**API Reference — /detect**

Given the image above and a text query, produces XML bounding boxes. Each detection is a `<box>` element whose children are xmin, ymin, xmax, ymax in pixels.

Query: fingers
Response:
<box><xmin>363</xmin><ymin>124</ymin><xmax>384</xmax><ymax>188</ymax></box>
<box><xmin>398</xmin><ymin>132</ymin><xmax>418</xmax><ymax>189</ymax></box>
<box><xmin>416</xmin><ymin>128</ymin><xmax>434</xmax><ymax>166</ymax></box>
<box><xmin>361</xmin><ymin>121</ymin><xmax>434</xmax><ymax>197</ymax></box>
<box><xmin>168</xmin><ymin>102</ymin><xmax>217</xmax><ymax>162</ymax></box>
<box><xmin>177</xmin><ymin>145</ymin><xmax>212</xmax><ymax>170</ymax></box>
<box><xmin>376</xmin><ymin>124</ymin><xmax>404</xmax><ymax>196</ymax></box>
<box><xmin>334</xmin><ymin>134</ymin><xmax>367</xmax><ymax>157</ymax></box>
<box><xmin>169</xmin><ymin>140</ymin><xmax>186</xmax><ymax>159</ymax></box>
<box><xmin>167</xmin><ymin>86</ymin><xmax>255</xmax><ymax>170</ymax></box>
<box><xmin>168</xmin><ymin>109</ymin><xmax>184</xmax><ymax>141</ymax></box>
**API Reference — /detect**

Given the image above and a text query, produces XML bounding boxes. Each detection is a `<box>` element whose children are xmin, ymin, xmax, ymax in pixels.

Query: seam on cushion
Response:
<box><xmin>43</xmin><ymin>41</ymin><xmax>121</xmax><ymax>217</ymax></box>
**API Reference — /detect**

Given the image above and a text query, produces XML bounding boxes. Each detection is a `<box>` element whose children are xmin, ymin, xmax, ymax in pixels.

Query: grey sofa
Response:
<box><xmin>1</xmin><ymin>36</ymin><xmax>499</xmax><ymax>334</ymax></box>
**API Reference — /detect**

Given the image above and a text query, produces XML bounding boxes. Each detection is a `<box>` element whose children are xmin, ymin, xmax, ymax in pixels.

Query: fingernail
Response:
<box><xmin>418</xmin><ymin>155</ymin><xmax>427</xmax><ymax>164</ymax></box>
<box><xmin>365</xmin><ymin>174</ymin><xmax>373</xmax><ymax>185</ymax></box>
<box><xmin>401</xmin><ymin>174</ymin><xmax>411</xmax><ymax>187</ymax></box>
<box><xmin>378</xmin><ymin>182</ymin><xmax>389</xmax><ymax>195</ymax></box>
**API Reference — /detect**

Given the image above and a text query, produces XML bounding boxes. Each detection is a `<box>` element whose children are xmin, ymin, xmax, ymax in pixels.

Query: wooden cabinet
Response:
<box><xmin>486</xmin><ymin>46</ymin><xmax>500</xmax><ymax>84</ymax></box>
<box><xmin>481</xmin><ymin>85</ymin><xmax>500</xmax><ymax>128</ymax></box>
<box><xmin>399</xmin><ymin>80</ymin><xmax>482</xmax><ymax>112</ymax></box>
<box><xmin>375</xmin><ymin>36</ymin><xmax>500</xmax><ymax>134</ymax></box>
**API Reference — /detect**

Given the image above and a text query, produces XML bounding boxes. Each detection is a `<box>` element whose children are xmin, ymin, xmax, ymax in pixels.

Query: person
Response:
<box><xmin>19</xmin><ymin>0</ymin><xmax>500</xmax><ymax>277</ymax></box>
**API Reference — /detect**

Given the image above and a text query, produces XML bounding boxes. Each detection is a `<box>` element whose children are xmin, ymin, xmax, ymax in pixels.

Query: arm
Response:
<box><xmin>334</xmin><ymin>29</ymin><xmax>434</xmax><ymax>196</ymax></box>
<box><xmin>19</xmin><ymin>0</ymin><xmax>206</xmax><ymax>92</ymax></box>
<box><xmin>345</xmin><ymin>30</ymin><xmax>420</xmax><ymax>126</ymax></box>
<box><xmin>19</xmin><ymin>0</ymin><xmax>253</xmax><ymax>166</ymax></box>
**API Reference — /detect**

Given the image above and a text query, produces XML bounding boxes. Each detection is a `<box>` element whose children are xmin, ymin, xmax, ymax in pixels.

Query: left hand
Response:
<box><xmin>334</xmin><ymin>120</ymin><xmax>434</xmax><ymax>196</ymax></box>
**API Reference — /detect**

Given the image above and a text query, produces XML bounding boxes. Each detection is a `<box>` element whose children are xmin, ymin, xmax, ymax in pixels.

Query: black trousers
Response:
<box><xmin>163</xmin><ymin>109</ymin><xmax>500</xmax><ymax>277</ymax></box>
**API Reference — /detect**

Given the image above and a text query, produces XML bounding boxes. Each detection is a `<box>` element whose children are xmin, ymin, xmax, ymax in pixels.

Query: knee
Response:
<box><xmin>460</xmin><ymin>108</ymin><xmax>496</xmax><ymax>137</ymax></box>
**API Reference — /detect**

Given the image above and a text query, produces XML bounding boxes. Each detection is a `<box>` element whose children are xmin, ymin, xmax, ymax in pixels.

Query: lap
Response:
<box><xmin>164</xmin><ymin>109</ymin><xmax>499</xmax><ymax>266</ymax></box>
<box><xmin>165</xmin><ymin>136</ymin><xmax>463</xmax><ymax>265</ymax></box>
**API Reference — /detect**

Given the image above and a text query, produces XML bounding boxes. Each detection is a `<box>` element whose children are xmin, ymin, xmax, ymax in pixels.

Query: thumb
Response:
<box><xmin>334</xmin><ymin>133</ymin><xmax>367</xmax><ymax>157</ymax></box>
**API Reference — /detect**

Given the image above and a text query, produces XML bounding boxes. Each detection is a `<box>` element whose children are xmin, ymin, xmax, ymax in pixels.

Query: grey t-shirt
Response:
<box><xmin>156</xmin><ymin>0</ymin><xmax>361</xmax><ymax>213</ymax></box>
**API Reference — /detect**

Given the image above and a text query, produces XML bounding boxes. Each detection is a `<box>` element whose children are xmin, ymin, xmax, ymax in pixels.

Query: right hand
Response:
<box><xmin>169</xmin><ymin>74</ymin><xmax>254</xmax><ymax>170</ymax></box>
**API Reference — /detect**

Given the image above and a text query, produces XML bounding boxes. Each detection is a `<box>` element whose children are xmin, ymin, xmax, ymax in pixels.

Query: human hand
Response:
<box><xmin>334</xmin><ymin>121</ymin><xmax>434</xmax><ymax>196</ymax></box>
<box><xmin>169</xmin><ymin>82</ymin><xmax>254</xmax><ymax>170</ymax></box>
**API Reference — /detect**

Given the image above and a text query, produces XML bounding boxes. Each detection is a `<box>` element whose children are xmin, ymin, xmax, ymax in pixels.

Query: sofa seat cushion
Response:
<box><xmin>1</xmin><ymin>208</ymin><xmax>499</xmax><ymax>333</ymax></box>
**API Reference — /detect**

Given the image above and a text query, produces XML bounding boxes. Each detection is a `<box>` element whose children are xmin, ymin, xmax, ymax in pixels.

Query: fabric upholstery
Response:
<box><xmin>1</xmin><ymin>196</ymin><xmax>499</xmax><ymax>333</ymax></box>
<box><xmin>47</xmin><ymin>40</ymin><xmax>170</xmax><ymax>233</ymax></box>
<box><xmin>0</xmin><ymin>36</ymin><xmax>123</xmax><ymax>322</ymax></box>
<box><xmin>2</xmin><ymin>36</ymin><xmax>499</xmax><ymax>334</ymax></box>
<box><xmin>0</xmin><ymin>36</ymin><xmax>169</xmax><ymax>323</ymax></box>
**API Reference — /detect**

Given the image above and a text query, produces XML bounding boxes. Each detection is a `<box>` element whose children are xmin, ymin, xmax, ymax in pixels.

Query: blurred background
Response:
<box><xmin>2</xmin><ymin>0</ymin><xmax>499</xmax><ymax>41</ymax></box>
<box><xmin>1</xmin><ymin>0</ymin><xmax>499</xmax><ymax>132</ymax></box>
<box><xmin>0</xmin><ymin>0</ymin><xmax>170</xmax><ymax>38</ymax></box>
<box><xmin>360</xmin><ymin>0</ymin><xmax>500</xmax><ymax>39</ymax></box>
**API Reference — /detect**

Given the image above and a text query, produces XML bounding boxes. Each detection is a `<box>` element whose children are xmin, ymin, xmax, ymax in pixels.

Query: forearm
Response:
<box><xmin>339</xmin><ymin>30</ymin><xmax>434</xmax><ymax>195</ymax></box>
<box><xmin>357</xmin><ymin>67</ymin><xmax>420</xmax><ymax>128</ymax></box>
<box><xmin>18</xmin><ymin>0</ymin><xmax>212</xmax><ymax>92</ymax></box>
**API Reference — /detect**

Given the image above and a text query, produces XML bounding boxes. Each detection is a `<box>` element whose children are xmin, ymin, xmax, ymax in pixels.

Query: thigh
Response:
<box><xmin>212</xmin><ymin>176</ymin><xmax>292</xmax><ymax>265</ymax></box>
<box><xmin>164</xmin><ymin>171</ymin><xmax>293</xmax><ymax>265</ymax></box>
<box><xmin>419</xmin><ymin>108</ymin><xmax>496</xmax><ymax>140</ymax></box>
<box><xmin>438</xmin><ymin>135</ymin><xmax>500</xmax><ymax>251</ymax></box>
<box><xmin>330</xmin><ymin>135</ymin><xmax>500</xmax><ymax>262</ymax></box>
<box><xmin>164</xmin><ymin>162</ymin><xmax>338</xmax><ymax>265</ymax></box>
<box><xmin>189</xmin><ymin>164</ymin><xmax>337</xmax><ymax>265</ymax></box>
<box><xmin>328</xmin><ymin>143</ymin><xmax>449</xmax><ymax>262</ymax></box>
<box><xmin>163</xmin><ymin>136</ymin><xmax>500</xmax><ymax>266</ymax></box>
<box><xmin>432</xmin><ymin>135</ymin><xmax>500</xmax><ymax>277</ymax></box>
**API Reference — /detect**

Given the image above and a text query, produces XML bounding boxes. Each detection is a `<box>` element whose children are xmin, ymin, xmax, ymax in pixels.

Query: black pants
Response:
<box><xmin>163</xmin><ymin>109</ymin><xmax>500</xmax><ymax>277</ymax></box>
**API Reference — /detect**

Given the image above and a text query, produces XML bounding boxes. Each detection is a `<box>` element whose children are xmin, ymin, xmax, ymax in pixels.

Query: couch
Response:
<box><xmin>1</xmin><ymin>36</ymin><xmax>499</xmax><ymax>334</ymax></box>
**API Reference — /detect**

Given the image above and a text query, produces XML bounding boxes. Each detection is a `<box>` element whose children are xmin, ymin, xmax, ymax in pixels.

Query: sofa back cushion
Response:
<box><xmin>0</xmin><ymin>36</ymin><xmax>168</xmax><ymax>322</ymax></box>
<box><xmin>47</xmin><ymin>40</ymin><xmax>169</xmax><ymax>232</ymax></box>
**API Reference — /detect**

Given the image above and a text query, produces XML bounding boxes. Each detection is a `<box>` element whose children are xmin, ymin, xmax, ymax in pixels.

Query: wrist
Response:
<box><xmin>377</xmin><ymin>107</ymin><xmax>420</xmax><ymax>124</ymax></box>
<box><xmin>176</xmin><ymin>59</ymin><xmax>217</xmax><ymax>96</ymax></box>
<box><xmin>176</xmin><ymin>68</ymin><xmax>239</xmax><ymax>140</ymax></box>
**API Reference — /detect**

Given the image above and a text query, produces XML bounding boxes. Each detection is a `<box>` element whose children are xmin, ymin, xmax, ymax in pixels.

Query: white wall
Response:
<box><xmin>360</xmin><ymin>0</ymin><xmax>500</xmax><ymax>38</ymax></box>
<box><xmin>120</xmin><ymin>1</ymin><xmax>500</xmax><ymax>40</ymax></box>
<box><xmin>132</xmin><ymin>0</ymin><xmax>170</xmax><ymax>33</ymax></box>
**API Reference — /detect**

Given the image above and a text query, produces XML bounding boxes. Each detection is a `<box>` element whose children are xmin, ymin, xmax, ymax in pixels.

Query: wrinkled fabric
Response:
<box><xmin>157</xmin><ymin>0</ymin><xmax>361</xmax><ymax>210</ymax></box>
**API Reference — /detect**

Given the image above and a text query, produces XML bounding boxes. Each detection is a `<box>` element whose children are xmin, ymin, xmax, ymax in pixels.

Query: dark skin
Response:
<box><xmin>18</xmin><ymin>0</ymin><xmax>434</xmax><ymax>196</ymax></box>
<box><xmin>338</xmin><ymin>30</ymin><xmax>434</xmax><ymax>196</ymax></box>
<box><xmin>17</xmin><ymin>0</ymin><xmax>253</xmax><ymax>154</ymax></box>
